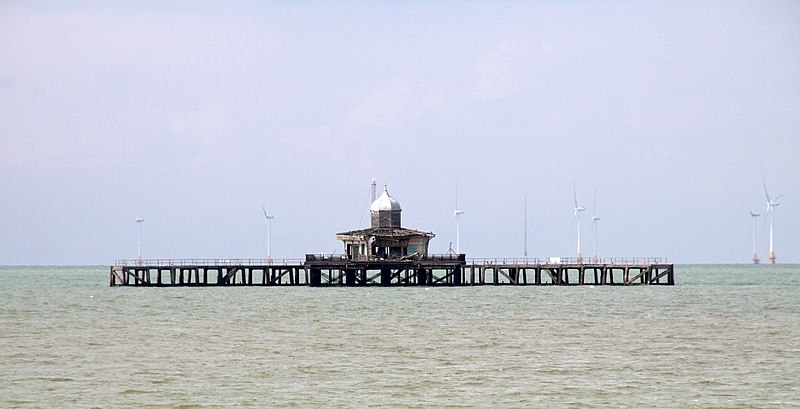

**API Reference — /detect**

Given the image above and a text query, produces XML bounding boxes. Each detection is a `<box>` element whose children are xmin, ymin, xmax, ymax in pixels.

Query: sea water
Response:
<box><xmin>1</xmin><ymin>265</ymin><xmax>798</xmax><ymax>408</ymax></box>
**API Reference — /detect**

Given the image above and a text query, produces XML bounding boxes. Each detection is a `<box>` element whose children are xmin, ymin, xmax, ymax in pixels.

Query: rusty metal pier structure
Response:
<box><xmin>110</xmin><ymin>255</ymin><xmax>673</xmax><ymax>287</ymax></box>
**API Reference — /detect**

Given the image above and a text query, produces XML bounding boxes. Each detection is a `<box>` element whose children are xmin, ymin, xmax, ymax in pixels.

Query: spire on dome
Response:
<box><xmin>370</xmin><ymin>184</ymin><xmax>402</xmax><ymax>212</ymax></box>
<box><xmin>370</xmin><ymin>183</ymin><xmax>402</xmax><ymax>227</ymax></box>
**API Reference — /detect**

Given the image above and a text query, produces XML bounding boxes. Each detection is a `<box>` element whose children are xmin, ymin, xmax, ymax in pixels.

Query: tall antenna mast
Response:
<box><xmin>592</xmin><ymin>190</ymin><xmax>601</xmax><ymax>263</ymax></box>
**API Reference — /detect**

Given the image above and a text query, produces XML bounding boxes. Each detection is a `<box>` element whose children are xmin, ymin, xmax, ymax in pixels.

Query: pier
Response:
<box><xmin>111</xmin><ymin>183</ymin><xmax>674</xmax><ymax>288</ymax></box>
<box><xmin>110</xmin><ymin>256</ymin><xmax>674</xmax><ymax>287</ymax></box>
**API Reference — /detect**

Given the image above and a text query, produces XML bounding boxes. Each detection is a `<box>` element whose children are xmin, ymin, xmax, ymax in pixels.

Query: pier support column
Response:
<box><xmin>345</xmin><ymin>269</ymin><xmax>357</xmax><ymax>286</ymax></box>
<box><xmin>380</xmin><ymin>266</ymin><xmax>391</xmax><ymax>286</ymax></box>
<box><xmin>416</xmin><ymin>268</ymin><xmax>428</xmax><ymax>285</ymax></box>
<box><xmin>310</xmin><ymin>268</ymin><xmax>322</xmax><ymax>287</ymax></box>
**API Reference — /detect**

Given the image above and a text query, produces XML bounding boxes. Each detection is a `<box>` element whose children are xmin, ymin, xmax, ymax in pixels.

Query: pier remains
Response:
<box><xmin>111</xmin><ymin>184</ymin><xmax>673</xmax><ymax>287</ymax></box>
<box><xmin>110</xmin><ymin>257</ymin><xmax>673</xmax><ymax>287</ymax></box>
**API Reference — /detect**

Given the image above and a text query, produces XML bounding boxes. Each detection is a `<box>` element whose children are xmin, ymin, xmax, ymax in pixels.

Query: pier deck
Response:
<box><xmin>110</xmin><ymin>256</ymin><xmax>674</xmax><ymax>287</ymax></box>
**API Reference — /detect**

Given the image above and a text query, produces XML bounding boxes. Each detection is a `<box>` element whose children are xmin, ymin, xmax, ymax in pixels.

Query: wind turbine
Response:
<box><xmin>262</xmin><ymin>207</ymin><xmax>275</xmax><ymax>262</ymax></box>
<box><xmin>750</xmin><ymin>211</ymin><xmax>760</xmax><ymax>264</ymax></box>
<box><xmin>454</xmin><ymin>209</ymin><xmax>465</xmax><ymax>254</ymax></box>
<box><xmin>592</xmin><ymin>191</ymin><xmax>601</xmax><ymax>263</ymax></box>
<box><xmin>572</xmin><ymin>183</ymin><xmax>586</xmax><ymax>263</ymax></box>
<box><xmin>136</xmin><ymin>217</ymin><xmax>144</xmax><ymax>262</ymax></box>
<box><xmin>454</xmin><ymin>181</ymin><xmax>464</xmax><ymax>254</ymax></box>
<box><xmin>524</xmin><ymin>195</ymin><xmax>528</xmax><ymax>260</ymax></box>
<box><xmin>763</xmin><ymin>179</ymin><xmax>781</xmax><ymax>264</ymax></box>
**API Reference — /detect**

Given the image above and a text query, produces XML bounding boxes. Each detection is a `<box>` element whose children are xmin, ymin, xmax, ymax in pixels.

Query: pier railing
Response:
<box><xmin>114</xmin><ymin>258</ymin><xmax>305</xmax><ymax>267</ymax></box>
<box><xmin>115</xmin><ymin>256</ymin><xmax>667</xmax><ymax>267</ymax></box>
<box><xmin>304</xmin><ymin>254</ymin><xmax>467</xmax><ymax>262</ymax></box>
<box><xmin>468</xmin><ymin>257</ymin><xmax>667</xmax><ymax>265</ymax></box>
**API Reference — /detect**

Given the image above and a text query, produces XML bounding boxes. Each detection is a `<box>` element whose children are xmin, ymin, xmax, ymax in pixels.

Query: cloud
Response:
<box><xmin>169</xmin><ymin>103</ymin><xmax>231</xmax><ymax>160</ymax></box>
<box><xmin>0</xmin><ymin>76</ymin><xmax>15</xmax><ymax>90</ymax></box>
<box><xmin>472</xmin><ymin>41</ymin><xmax>523</xmax><ymax>101</ymax></box>
<box><xmin>343</xmin><ymin>79</ymin><xmax>444</xmax><ymax>131</ymax></box>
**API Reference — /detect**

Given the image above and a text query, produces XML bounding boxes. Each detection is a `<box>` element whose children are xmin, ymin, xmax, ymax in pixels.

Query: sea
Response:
<box><xmin>1</xmin><ymin>265</ymin><xmax>798</xmax><ymax>408</ymax></box>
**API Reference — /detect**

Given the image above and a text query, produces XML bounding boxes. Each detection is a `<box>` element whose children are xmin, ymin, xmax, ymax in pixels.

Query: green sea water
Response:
<box><xmin>1</xmin><ymin>265</ymin><xmax>798</xmax><ymax>408</ymax></box>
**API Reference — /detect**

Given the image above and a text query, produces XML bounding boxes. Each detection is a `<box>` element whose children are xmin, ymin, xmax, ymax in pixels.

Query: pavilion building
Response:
<box><xmin>336</xmin><ymin>185</ymin><xmax>434</xmax><ymax>260</ymax></box>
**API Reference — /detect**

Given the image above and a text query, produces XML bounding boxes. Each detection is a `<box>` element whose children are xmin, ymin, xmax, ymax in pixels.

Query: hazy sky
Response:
<box><xmin>1</xmin><ymin>1</ymin><xmax>798</xmax><ymax>265</ymax></box>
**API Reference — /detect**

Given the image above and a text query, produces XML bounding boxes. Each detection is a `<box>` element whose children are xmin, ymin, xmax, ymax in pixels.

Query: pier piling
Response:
<box><xmin>110</xmin><ymin>256</ymin><xmax>673</xmax><ymax>287</ymax></box>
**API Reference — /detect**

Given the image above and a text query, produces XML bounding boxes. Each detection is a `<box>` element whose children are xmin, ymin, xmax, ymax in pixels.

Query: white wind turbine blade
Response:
<box><xmin>763</xmin><ymin>178</ymin><xmax>772</xmax><ymax>203</ymax></box>
<box><xmin>572</xmin><ymin>182</ymin><xmax>579</xmax><ymax>209</ymax></box>
<box><xmin>572</xmin><ymin>183</ymin><xmax>580</xmax><ymax>223</ymax></box>
<box><xmin>762</xmin><ymin>204</ymin><xmax>772</xmax><ymax>232</ymax></box>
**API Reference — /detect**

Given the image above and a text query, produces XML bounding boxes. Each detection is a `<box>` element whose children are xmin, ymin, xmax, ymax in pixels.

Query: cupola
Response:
<box><xmin>370</xmin><ymin>185</ymin><xmax>401</xmax><ymax>228</ymax></box>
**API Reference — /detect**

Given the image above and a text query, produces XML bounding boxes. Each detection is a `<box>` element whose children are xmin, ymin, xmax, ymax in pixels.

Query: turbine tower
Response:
<box><xmin>454</xmin><ymin>181</ymin><xmax>464</xmax><ymax>254</ymax></box>
<box><xmin>524</xmin><ymin>195</ymin><xmax>528</xmax><ymax>259</ymax></box>
<box><xmin>572</xmin><ymin>183</ymin><xmax>586</xmax><ymax>263</ymax></box>
<box><xmin>454</xmin><ymin>209</ymin><xmax>464</xmax><ymax>253</ymax></box>
<box><xmin>136</xmin><ymin>217</ymin><xmax>144</xmax><ymax>262</ymax></box>
<box><xmin>750</xmin><ymin>211</ymin><xmax>760</xmax><ymax>264</ymax></box>
<box><xmin>262</xmin><ymin>208</ymin><xmax>275</xmax><ymax>262</ymax></box>
<box><xmin>763</xmin><ymin>179</ymin><xmax>781</xmax><ymax>264</ymax></box>
<box><xmin>592</xmin><ymin>192</ymin><xmax>601</xmax><ymax>263</ymax></box>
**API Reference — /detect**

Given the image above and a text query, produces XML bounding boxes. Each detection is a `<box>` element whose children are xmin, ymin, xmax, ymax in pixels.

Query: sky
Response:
<box><xmin>1</xmin><ymin>1</ymin><xmax>799</xmax><ymax>265</ymax></box>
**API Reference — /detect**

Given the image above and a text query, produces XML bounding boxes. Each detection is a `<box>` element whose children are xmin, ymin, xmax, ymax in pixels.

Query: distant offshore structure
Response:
<box><xmin>752</xmin><ymin>179</ymin><xmax>782</xmax><ymax>265</ymax></box>
<box><xmin>135</xmin><ymin>217</ymin><xmax>144</xmax><ymax>262</ymax></box>
<box><xmin>750</xmin><ymin>211</ymin><xmax>760</xmax><ymax>264</ymax></box>
<box><xmin>111</xmin><ymin>182</ymin><xmax>673</xmax><ymax>287</ymax></box>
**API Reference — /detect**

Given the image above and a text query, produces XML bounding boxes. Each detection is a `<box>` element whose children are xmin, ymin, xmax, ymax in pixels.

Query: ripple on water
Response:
<box><xmin>1</xmin><ymin>266</ymin><xmax>800</xmax><ymax>408</ymax></box>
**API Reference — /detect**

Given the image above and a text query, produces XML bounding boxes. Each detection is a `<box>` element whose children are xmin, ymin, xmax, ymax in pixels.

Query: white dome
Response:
<box><xmin>370</xmin><ymin>185</ymin><xmax>402</xmax><ymax>212</ymax></box>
